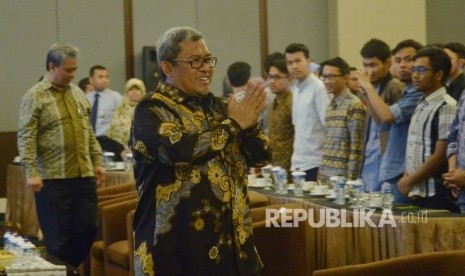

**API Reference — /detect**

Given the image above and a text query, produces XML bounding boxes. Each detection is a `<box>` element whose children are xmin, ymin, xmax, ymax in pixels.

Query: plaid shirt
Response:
<box><xmin>406</xmin><ymin>87</ymin><xmax>456</xmax><ymax>197</ymax></box>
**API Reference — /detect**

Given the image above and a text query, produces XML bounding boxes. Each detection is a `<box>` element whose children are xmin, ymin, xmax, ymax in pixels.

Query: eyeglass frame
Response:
<box><xmin>171</xmin><ymin>57</ymin><xmax>218</xmax><ymax>69</ymax></box>
<box><xmin>266</xmin><ymin>74</ymin><xmax>290</xmax><ymax>81</ymax></box>
<box><xmin>319</xmin><ymin>74</ymin><xmax>344</xmax><ymax>81</ymax></box>
<box><xmin>411</xmin><ymin>66</ymin><xmax>434</xmax><ymax>74</ymax></box>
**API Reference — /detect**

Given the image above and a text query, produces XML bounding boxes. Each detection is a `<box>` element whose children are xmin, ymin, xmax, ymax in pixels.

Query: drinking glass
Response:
<box><xmin>261</xmin><ymin>166</ymin><xmax>273</xmax><ymax>190</ymax></box>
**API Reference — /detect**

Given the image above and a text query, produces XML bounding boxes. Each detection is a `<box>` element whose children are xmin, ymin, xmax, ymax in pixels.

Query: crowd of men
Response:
<box><xmin>225</xmin><ymin>39</ymin><xmax>465</xmax><ymax>214</ymax></box>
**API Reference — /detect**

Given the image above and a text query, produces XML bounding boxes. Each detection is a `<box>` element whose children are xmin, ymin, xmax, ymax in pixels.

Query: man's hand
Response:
<box><xmin>94</xmin><ymin>166</ymin><xmax>106</xmax><ymax>187</ymax></box>
<box><xmin>27</xmin><ymin>176</ymin><xmax>43</xmax><ymax>192</ymax></box>
<box><xmin>443</xmin><ymin>169</ymin><xmax>465</xmax><ymax>188</ymax></box>
<box><xmin>354</xmin><ymin>70</ymin><xmax>375</xmax><ymax>93</ymax></box>
<box><xmin>228</xmin><ymin>80</ymin><xmax>267</xmax><ymax>130</ymax></box>
<box><xmin>398</xmin><ymin>173</ymin><xmax>414</xmax><ymax>196</ymax></box>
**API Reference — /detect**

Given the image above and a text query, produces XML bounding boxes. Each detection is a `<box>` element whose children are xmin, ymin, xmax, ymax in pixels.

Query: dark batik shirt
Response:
<box><xmin>267</xmin><ymin>90</ymin><xmax>294</xmax><ymax>172</ymax></box>
<box><xmin>130</xmin><ymin>82</ymin><xmax>270</xmax><ymax>276</ymax></box>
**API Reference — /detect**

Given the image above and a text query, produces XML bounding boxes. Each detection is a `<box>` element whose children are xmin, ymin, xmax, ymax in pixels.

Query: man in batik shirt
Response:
<box><xmin>265</xmin><ymin>53</ymin><xmax>294</xmax><ymax>174</ymax></box>
<box><xmin>319</xmin><ymin>57</ymin><xmax>366</xmax><ymax>183</ymax></box>
<box><xmin>130</xmin><ymin>27</ymin><xmax>270</xmax><ymax>275</ymax></box>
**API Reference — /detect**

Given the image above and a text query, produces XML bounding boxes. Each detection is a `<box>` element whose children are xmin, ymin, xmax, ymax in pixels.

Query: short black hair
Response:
<box><xmin>392</xmin><ymin>39</ymin><xmax>424</xmax><ymax>55</ymax></box>
<box><xmin>414</xmin><ymin>47</ymin><xmax>451</xmax><ymax>85</ymax></box>
<box><xmin>284</xmin><ymin>43</ymin><xmax>310</xmax><ymax>59</ymax></box>
<box><xmin>78</xmin><ymin>77</ymin><xmax>91</xmax><ymax>91</ymax></box>
<box><xmin>89</xmin><ymin>65</ymin><xmax>107</xmax><ymax>77</ymax></box>
<box><xmin>264</xmin><ymin>52</ymin><xmax>288</xmax><ymax>74</ymax></box>
<box><xmin>320</xmin><ymin>57</ymin><xmax>350</xmax><ymax>75</ymax></box>
<box><xmin>349</xmin><ymin>67</ymin><xmax>358</xmax><ymax>71</ymax></box>
<box><xmin>444</xmin><ymin>42</ymin><xmax>465</xmax><ymax>59</ymax></box>
<box><xmin>227</xmin><ymin>61</ymin><xmax>251</xmax><ymax>87</ymax></box>
<box><xmin>360</xmin><ymin>38</ymin><xmax>391</xmax><ymax>62</ymax></box>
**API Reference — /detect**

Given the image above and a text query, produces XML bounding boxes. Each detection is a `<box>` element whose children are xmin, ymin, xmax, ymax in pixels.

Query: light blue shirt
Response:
<box><xmin>86</xmin><ymin>89</ymin><xmax>122</xmax><ymax>137</ymax></box>
<box><xmin>362</xmin><ymin>85</ymin><xmax>383</xmax><ymax>192</ymax></box>
<box><xmin>290</xmin><ymin>74</ymin><xmax>329</xmax><ymax>171</ymax></box>
<box><xmin>447</xmin><ymin>90</ymin><xmax>465</xmax><ymax>203</ymax></box>
<box><xmin>379</xmin><ymin>84</ymin><xmax>422</xmax><ymax>182</ymax></box>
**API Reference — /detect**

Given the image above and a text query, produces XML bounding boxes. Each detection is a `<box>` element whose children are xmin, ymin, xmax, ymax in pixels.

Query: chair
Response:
<box><xmin>90</xmin><ymin>194</ymin><xmax>137</xmax><ymax>276</ymax></box>
<box><xmin>251</xmin><ymin>203</ymin><xmax>307</xmax><ymax>276</ymax></box>
<box><xmin>126</xmin><ymin>210</ymin><xmax>136</xmax><ymax>276</ymax></box>
<box><xmin>312</xmin><ymin>250</ymin><xmax>465</xmax><ymax>276</ymax></box>
<box><xmin>101</xmin><ymin>198</ymin><xmax>138</xmax><ymax>276</ymax></box>
<box><xmin>97</xmin><ymin>182</ymin><xmax>135</xmax><ymax>198</ymax></box>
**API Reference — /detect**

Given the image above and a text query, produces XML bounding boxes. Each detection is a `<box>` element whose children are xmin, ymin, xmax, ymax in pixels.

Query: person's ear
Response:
<box><xmin>160</xmin><ymin>61</ymin><xmax>174</xmax><ymax>78</ymax></box>
<box><xmin>47</xmin><ymin>62</ymin><xmax>55</xmax><ymax>71</ymax></box>
<box><xmin>458</xmin><ymin>58</ymin><xmax>465</xmax><ymax>69</ymax></box>
<box><xmin>434</xmin><ymin>70</ymin><xmax>444</xmax><ymax>84</ymax></box>
<box><xmin>343</xmin><ymin>74</ymin><xmax>350</xmax><ymax>85</ymax></box>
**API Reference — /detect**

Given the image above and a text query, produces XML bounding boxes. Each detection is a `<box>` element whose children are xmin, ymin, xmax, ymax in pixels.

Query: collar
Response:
<box><xmin>421</xmin><ymin>87</ymin><xmax>447</xmax><ymax>105</ymax></box>
<box><xmin>41</xmin><ymin>77</ymin><xmax>69</xmax><ymax>92</ymax></box>
<box><xmin>331</xmin><ymin>89</ymin><xmax>350</xmax><ymax>107</ymax></box>
<box><xmin>155</xmin><ymin>81</ymin><xmax>216</xmax><ymax>108</ymax></box>
<box><xmin>377</xmin><ymin>73</ymin><xmax>393</xmax><ymax>94</ymax></box>
<box><xmin>294</xmin><ymin>73</ymin><xmax>319</xmax><ymax>91</ymax></box>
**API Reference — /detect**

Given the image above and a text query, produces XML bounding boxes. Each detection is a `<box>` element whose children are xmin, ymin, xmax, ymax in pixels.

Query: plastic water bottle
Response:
<box><xmin>124</xmin><ymin>152</ymin><xmax>133</xmax><ymax>172</ymax></box>
<box><xmin>382</xmin><ymin>182</ymin><xmax>394</xmax><ymax>210</ymax></box>
<box><xmin>271</xmin><ymin>166</ymin><xmax>282</xmax><ymax>192</ymax></box>
<box><xmin>3</xmin><ymin>231</ymin><xmax>12</xmax><ymax>252</ymax></box>
<box><xmin>333</xmin><ymin>176</ymin><xmax>346</xmax><ymax>205</ymax></box>
<box><xmin>278</xmin><ymin>168</ymin><xmax>288</xmax><ymax>194</ymax></box>
<box><xmin>291</xmin><ymin>170</ymin><xmax>305</xmax><ymax>197</ymax></box>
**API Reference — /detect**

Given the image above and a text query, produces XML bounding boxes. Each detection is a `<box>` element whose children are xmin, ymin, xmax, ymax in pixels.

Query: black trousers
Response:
<box><xmin>96</xmin><ymin>135</ymin><xmax>125</xmax><ymax>161</ymax></box>
<box><xmin>305</xmin><ymin>167</ymin><xmax>319</xmax><ymax>181</ymax></box>
<box><xmin>34</xmin><ymin>177</ymin><xmax>98</xmax><ymax>267</ymax></box>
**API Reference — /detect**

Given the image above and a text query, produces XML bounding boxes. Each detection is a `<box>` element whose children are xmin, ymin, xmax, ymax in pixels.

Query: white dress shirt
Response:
<box><xmin>86</xmin><ymin>89</ymin><xmax>122</xmax><ymax>137</ymax></box>
<box><xmin>291</xmin><ymin>74</ymin><xmax>330</xmax><ymax>171</ymax></box>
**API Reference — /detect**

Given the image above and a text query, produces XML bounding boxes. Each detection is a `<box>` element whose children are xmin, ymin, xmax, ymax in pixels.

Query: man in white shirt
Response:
<box><xmin>285</xmin><ymin>43</ymin><xmax>330</xmax><ymax>181</ymax></box>
<box><xmin>86</xmin><ymin>65</ymin><xmax>123</xmax><ymax>159</ymax></box>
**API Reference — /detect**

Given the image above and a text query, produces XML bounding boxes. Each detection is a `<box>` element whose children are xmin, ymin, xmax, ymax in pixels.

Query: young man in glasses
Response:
<box><xmin>264</xmin><ymin>52</ymin><xmax>294</xmax><ymax>175</ymax></box>
<box><xmin>398</xmin><ymin>47</ymin><xmax>459</xmax><ymax>212</ymax></box>
<box><xmin>357</xmin><ymin>39</ymin><xmax>424</xmax><ymax>204</ymax></box>
<box><xmin>130</xmin><ymin>26</ymin><xmax>270</xmax><ymax>275</ymax></box>
<box><xmin>319</xmin><ymin>57</ymin><xmax>366</xmax><ymax>183</ymax></box>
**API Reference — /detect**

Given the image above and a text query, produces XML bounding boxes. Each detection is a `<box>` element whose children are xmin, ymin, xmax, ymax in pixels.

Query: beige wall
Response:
<box><xmin>2</xmin><ymin>0</ymin><xmax>464</xmax><ymax>132</ymax></box>
<box><xmin>0</xmin><ymin>0</ymin><xmax>126</xmax><ymax>132</ymax></box>
<box><xmin>328</xmin><ymin>0</ymin><xmax>427</xmax><ymax>68</ymax></box>
<box><xmin>426</xmin><ymin>0</ymin><xmax>465</xmax><ymax>44</ymax></box>
<box><xmin>1</xmin><ymin>0</ymin><xmax>328</xmax><ymax>132</ymax></box>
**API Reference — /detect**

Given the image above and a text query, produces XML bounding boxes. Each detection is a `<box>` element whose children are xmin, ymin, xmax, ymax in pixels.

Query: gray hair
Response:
<box><xmin>46</xmin><ymin>42</ymin><xmax>79</xmax><ymax>71</ymax></box>
<box><xmin>156</xmin><ymin>26</ymin><xmax>204</xmax><ymax>81</ymax></box>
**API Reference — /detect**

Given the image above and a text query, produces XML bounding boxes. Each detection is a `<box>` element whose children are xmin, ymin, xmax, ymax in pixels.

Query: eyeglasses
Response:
<box><xmin>267</xmin><ymin>74</ymin><xmax>289</xmax><ymax>81</ymax></box>
<box><xmin>319</xmin><ymin>74</ymin><xmax>343</xmax><ymax>81</ymax></box>
<box><xmin>172</xmin><ymin>57</ymin><xmax>217</xmax><ymax>69</ymax></box>
<box><xmin>411</xmin><ymin>66</ymin><xmax>433</xmax><ymax>74</ymax></box>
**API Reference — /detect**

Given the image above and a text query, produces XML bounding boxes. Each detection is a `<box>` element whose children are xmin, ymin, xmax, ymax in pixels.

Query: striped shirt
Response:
<box><xmin>406</xmin><ymin>87</ymin><xmax>456</xmax><ymax>197</ymax></box>
<box><xmin>319</xmin><ymin>90</ymin><xmax>366</xmax><ymax>182</ymax></box>
<box><xmin>18</xmin><ymin>78</ymin><xmax>103</xmax><ymax>179</ymax></box>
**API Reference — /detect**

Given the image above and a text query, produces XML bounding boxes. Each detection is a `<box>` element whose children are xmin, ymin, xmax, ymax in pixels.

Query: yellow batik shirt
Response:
<box><xmin>267</xmin><ymin>89</ymin><xmax>294</xmax><ymax>172</ymax></box>
<box><xmin>18</xmin><ymin>78</ymin><xmax>102</xmax><ymax>179</ymax></box>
